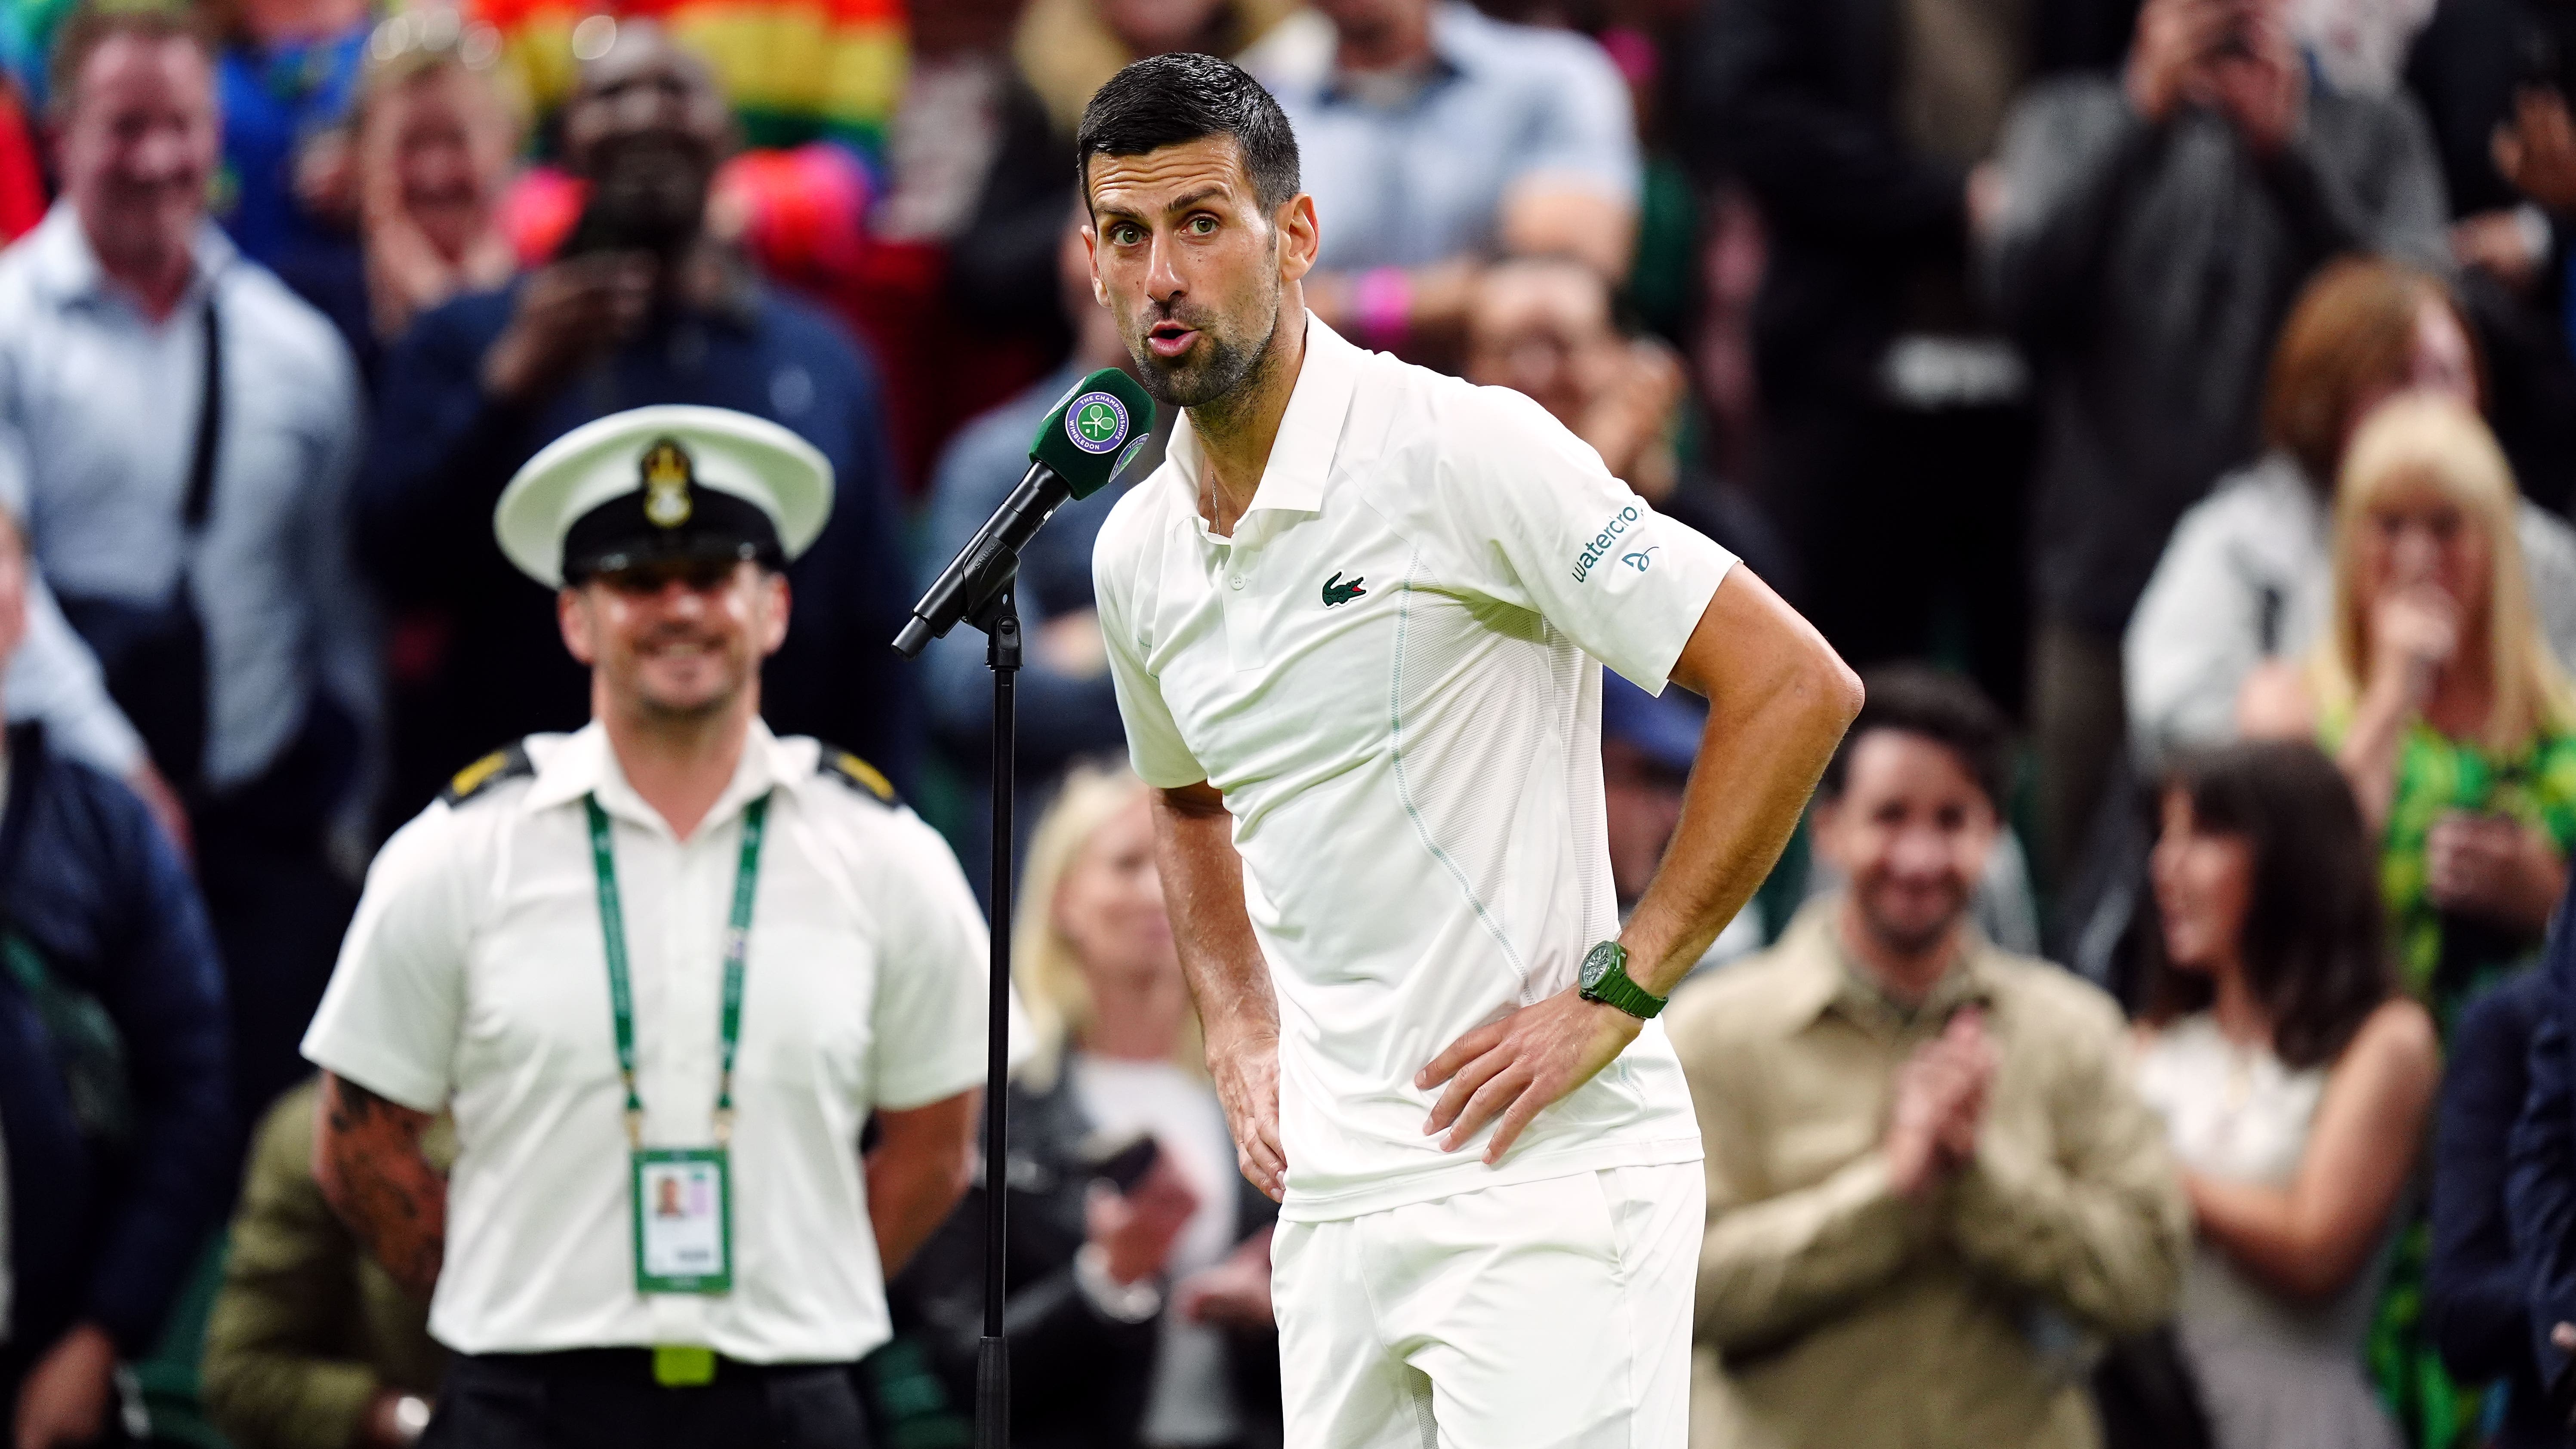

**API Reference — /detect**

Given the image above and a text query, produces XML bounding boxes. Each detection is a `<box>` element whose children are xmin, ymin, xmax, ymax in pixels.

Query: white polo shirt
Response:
<box><xmin>1093</xmin><ymin>316</ymin><xmax>1733</xmax><ymax>1222</ymax></box>
<box><xmin>301</xmin><ymin>721</ymin><xmax>988</xmax><ymax>1361</ymax></box>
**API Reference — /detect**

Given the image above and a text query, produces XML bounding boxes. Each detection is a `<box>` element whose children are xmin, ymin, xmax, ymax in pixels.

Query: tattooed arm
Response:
<box><xmin>312</xmin><ymin>1073</ymin><xmax>447</xmax><ymax>1301</ymax></box>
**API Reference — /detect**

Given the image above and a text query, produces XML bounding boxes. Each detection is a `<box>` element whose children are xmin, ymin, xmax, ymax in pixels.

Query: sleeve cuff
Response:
<box><xmin>298</xmin><ymin>1048</ymin><xmax>447</xmax><ymax>1117</ymax></box>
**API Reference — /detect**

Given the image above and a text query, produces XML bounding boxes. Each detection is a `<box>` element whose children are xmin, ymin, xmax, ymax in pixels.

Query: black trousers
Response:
<box><xmin>426</xmin><ymin>1352</ymin><xmax>870</xmax><ymax>1449</ymax></box>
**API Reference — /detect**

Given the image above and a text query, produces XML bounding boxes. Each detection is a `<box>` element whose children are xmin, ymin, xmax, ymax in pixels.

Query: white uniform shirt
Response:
<box><xmin>301</xmin><ymin>721</ymin><xmax>988</xmax><ymax>1361</ymax></box>
<box><xmin>1092</xmin><ymin>317</ymin><xmax>1732</xmax><ymax>1222</ymax></box>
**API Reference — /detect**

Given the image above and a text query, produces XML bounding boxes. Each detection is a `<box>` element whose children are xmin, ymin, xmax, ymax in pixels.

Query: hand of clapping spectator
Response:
<box><xmin>1172</xmin><ymin>1228</ymin><xmax>1275</xmax><ymax>1330</ymax></box>
<box><xmin>1885</xmin><ymin>1008</ymin><xmax>1995</xmax><ymax>1201</ymax></box>
<box><xmin>1086</xmin><ymin>1153</ymin><xmax>1199</xmax><ymax>1288</ymax></box>
<box><xmin>480</xmin><ymin>254</ymin><xmax>657</xmax><ymax>404</ymax></box>
<box><xmin>2495</xmin><ymin>89</ymin><xmax>2576</xmax><ymax>214</ymax></box>
<box><xmin>2428</xmin><ymin>811</ymin><xmax>2568</xmax><ymax>933</ymax></box>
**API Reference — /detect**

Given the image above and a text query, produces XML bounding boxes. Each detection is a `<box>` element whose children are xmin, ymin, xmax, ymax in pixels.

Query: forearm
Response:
<box><xmin>312</xmin><ymin>1074</ymin><xmax>447</xmax><ymax>1301</ymax></box>
<box><xmin>1150</xmin><ymin>786</ymin><xmax>1276</xmax><ymax>1045</ymax></box>
<box><xmin>1627</xmin><ymin>577</ymin><xmax>1861</xmax><ymax>993</ymax></box>
<box><xmin>867</xmin><ymin>1091</ymin><xmax>979</xmax><ymax>1279</ymax></box>
<box><xmin>1699</xmin><ymin>1153</ymin><xmax>1926</xmax><ymax>1350</ymax></box>
<box><xmin>2187</xmin><ymin>1172</ymin><xmax>2378</xmax><ymax>1303</ymax></box>
<box><xmin>2335</xmin><ymin>683</ymin><xmax>2412</xmax><ymax>830</ymax></box>
<box><xmin>1947</xmin><ymin>1135</ymin><xmax>2187</xmax><ymax>1335</ymax></box>
<box><xmin>865</xmin><ymin>1142</ymin><xmax>973</xmax><ymax>1279</ymax></box>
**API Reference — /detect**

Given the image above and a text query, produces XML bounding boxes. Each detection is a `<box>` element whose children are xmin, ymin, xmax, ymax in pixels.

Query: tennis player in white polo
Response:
<box><xmin>1078</xmin><ymin>53</ymin><xmax>1864</xmax><ymax>1447</ymax></box>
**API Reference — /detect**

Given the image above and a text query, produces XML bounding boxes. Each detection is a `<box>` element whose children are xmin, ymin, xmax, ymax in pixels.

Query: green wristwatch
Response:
<box><xmin>1577</xmin><ymin>940</ymin><xmax>1667</xmax><ymax>1019</ymax></box>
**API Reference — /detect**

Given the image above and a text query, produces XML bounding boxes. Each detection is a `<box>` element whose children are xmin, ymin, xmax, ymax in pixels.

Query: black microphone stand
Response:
<box><xmin>971</xmin><ymin>583</ymin><xmax>1020</xmax><ymax>1449</ymax></box>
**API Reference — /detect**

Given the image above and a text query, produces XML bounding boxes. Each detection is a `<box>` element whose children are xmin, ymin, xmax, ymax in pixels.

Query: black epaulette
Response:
<box><xmin>440</xmin><ymin>740</ymin><xmax>534</xmax><ymax>807</ymax></box>
<box><xmin>817</xmin><ymin>747</ymin><xmax>901</xmax><ymax>807</ymax></box>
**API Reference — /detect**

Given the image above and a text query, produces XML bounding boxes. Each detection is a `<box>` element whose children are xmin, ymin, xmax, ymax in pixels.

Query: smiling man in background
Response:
<box><xmin>1667</xmin><ymin>666</ymin><xmax>2185</xmax><ymax>1449</ymax></box>
<box><xmin>359</xmin><ymin>21</ymin><xmax>918</xmax><ymax>827</ymax></box>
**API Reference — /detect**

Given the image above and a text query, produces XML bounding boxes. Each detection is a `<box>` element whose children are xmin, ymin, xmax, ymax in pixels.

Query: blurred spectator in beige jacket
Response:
<box><xmin>1668</xmin><ymin>667</ymin><xmax>2187</xmax><ymax>1449</ymax></box>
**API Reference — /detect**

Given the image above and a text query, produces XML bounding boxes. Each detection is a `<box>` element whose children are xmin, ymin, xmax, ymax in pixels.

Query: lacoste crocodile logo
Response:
<box><xmin>1322</xmin><ymin>571</ymin><xmax>1367</xmax><ymax>607</ymax></box>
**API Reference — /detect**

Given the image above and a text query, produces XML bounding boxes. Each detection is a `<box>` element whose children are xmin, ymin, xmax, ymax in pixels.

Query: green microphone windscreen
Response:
<box><xmin>1030</xmin><ymin>368</ymin><xmax>1157</xmax><ymax>500</ymax></box>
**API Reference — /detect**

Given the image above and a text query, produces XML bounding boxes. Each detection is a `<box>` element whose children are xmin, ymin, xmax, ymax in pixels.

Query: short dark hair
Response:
<box><xmin>50</xmin><ymin>0</ymin><xmax>212</xmax><ymax>120</ymax></box>
<box><xmin>2142</xmin><ymin>741</ymin><xmax>2391</xmax><ymax>1070</ymax></box>
<box><xmin>1816</xmin><ymin>665</ymin><xmax>2012</xmax><ymax>815</ymax></box>
<box><xmin>1075</xmin><ymin>52</ymin><xmax>1301</xmax><ymax>216</ymax></box>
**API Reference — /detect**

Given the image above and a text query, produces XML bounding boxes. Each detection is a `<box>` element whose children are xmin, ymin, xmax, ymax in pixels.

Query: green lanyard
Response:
<box><xmin>585</xmin><ymin>792</ymin><xmax>770</xmax><ymax>1148</ymax></box>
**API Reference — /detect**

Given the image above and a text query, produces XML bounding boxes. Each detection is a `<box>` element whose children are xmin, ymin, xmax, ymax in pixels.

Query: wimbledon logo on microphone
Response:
<box><xmin>1066</xmin><ymin>392</ymin><xmax>1132</xmax><ymax>455</ymax></box>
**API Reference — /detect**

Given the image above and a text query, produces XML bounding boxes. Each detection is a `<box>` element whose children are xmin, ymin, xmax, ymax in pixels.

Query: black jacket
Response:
<box><xmin>1680</xmin><ymin>0</ymin><xmax>2133</xmax><ymax>414</ymax></box>
<box><xmin>0</xmin><ymin>723</ymin><xmax>232</xmax><ymax>1366</ymax></box>
<box><xmin>887</xmin><ymin>1068</ymin><xmax>1281</xmax><ymax>1449</ymax></box>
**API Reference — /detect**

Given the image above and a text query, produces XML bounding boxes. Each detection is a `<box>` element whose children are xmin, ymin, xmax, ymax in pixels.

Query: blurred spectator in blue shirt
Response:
<box><xmin>360</xmin><ymin>20</ymin><xmax>918</xmax><ymax>826</ymax></box>
<box><xmin>2432</xmin><ymin>968</ymin><xmax>2558</xmax><ymax>1449</ymax></box>
<box><xmin>1250</xmin><ymin>0</ymin><xmax>1639</xmax><ymax>367</ymax></box>
<box><xmin>0</xmin><ymin>502</ymin><xmax>234</xmax><ymax>1449</ymax></box>
<box><xmin>210</xmin><ymin>0</ymin><xmax>371</xmax><ymax>274</ymax></box>
<box><xmin>922</xmin><ymin>214</ymin><xmax>1155</xmax><ymax>892</ymax></box>
<box><xmin>0</xmin><ymin>0</ymin><xmax>375</xmax><ymax>1122</ymax></box>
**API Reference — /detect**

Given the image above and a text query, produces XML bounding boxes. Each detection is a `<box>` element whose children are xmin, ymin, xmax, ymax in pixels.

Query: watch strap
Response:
<box><xmin>1581</xmin><ymin>943</ymin><xmax>1668</xmax><ymax>1019</ymax></box>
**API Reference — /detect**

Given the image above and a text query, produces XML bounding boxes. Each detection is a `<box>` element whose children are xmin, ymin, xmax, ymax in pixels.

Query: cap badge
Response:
<box><xmin>641</xmin><ymin>439</ymin><xmax>695</xmax><ymax>529</ymax></box>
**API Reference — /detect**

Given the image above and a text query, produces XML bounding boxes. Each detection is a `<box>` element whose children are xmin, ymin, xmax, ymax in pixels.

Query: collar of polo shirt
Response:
<box><xmin>1164</xmin><ymin>313</ymin><xmax>1362</xmax><ymax>543</ymax></box>
<box><xmin>525</xmin><ymin>715</ymin><xmax>796</xmax><ymax>839</ymax></box>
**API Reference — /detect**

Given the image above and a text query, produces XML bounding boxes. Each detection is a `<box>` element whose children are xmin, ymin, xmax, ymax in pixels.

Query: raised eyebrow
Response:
<box><xmin>1093</xmin><ymin>185</ymin><xmax>1233</xmax><ymax>227</ymax></box>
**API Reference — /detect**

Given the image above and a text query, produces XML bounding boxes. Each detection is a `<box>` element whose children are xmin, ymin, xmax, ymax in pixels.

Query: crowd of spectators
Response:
<box><xmin>16</xmin><ymin>0</ymin><xmax>2576</xmax><ymax>1445</ymax></box>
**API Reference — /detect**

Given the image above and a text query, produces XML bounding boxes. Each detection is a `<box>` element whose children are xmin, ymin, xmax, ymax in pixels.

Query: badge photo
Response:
<box><xmin>633</xmin><ymin>1147</ymin><xmax>733</xmax><ymax>1294</ymax></box>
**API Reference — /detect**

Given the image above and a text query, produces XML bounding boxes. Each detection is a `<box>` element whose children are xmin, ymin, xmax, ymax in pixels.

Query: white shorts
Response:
<box><xmin>1270</xmin><ymin>1161</ymin><xmax>1704</xmax><ymax>1449</ymax></box>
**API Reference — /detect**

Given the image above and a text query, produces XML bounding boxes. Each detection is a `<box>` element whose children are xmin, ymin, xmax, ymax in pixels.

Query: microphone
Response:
<box><xmin>893</xmin><ymin>368</ymin><xmax>1157</xmax><ymax>658</ymax></box>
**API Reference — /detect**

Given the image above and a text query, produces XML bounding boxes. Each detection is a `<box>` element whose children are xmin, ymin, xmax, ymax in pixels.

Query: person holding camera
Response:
<box><xmin>890</xmin><ymin>767</ymin><xmax>1281</xmax><ymax>1449</ymax></box>
<box><xmin>1985</xmin><ymin>0</ymin><xmax>2450</xmax><ymax>885</ymax></box>
<box><xmin>358</xmin><ymin>19</ymin><xmax>917</xmax><ymax>829</ymax></box>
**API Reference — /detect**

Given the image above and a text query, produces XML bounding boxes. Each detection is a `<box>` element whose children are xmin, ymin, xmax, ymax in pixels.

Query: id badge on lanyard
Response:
<box><xmin>587</xmin><ymin>792</ymin><xmax>768</xmax><ymax>1297</ymax></box>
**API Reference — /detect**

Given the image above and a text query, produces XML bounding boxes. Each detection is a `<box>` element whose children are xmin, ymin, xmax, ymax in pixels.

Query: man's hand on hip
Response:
<box><xmin>1211</xmin><ymin>1029</ymin><xmax>1286</xmax><ymax>1201</ymax></box>
<box><xmin>1419</xmin><ymin>991</ymin><xmax>1641</xmax><ymax>1165</ymax></box>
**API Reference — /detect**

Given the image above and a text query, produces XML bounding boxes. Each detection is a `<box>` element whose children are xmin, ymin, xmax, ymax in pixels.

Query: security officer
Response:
<box><xmin>302</xmin><ymin>404</ymin><xmax>987</xmax><ymax>1449</ymax></box>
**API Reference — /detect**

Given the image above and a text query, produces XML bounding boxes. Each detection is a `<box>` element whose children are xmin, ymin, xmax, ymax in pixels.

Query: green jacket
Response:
<box><xmin>199</xmin><ymin>1079</ymin><xmax>452</xmax><ymax>1449</ymax></box>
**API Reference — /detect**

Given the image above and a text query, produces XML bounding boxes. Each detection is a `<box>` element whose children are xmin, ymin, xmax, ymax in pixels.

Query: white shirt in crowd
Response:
<box><xmin>1069</xmin><ymin>1054</ymin><xmax>1242</xmax><ymax>1446</ymax></box>
<box><xmin>2125</xmin><ymin>451</ymin><xmax>2576</xmax><ymax>759</ymax></box>
<box><xmin>1092</xmin><ymin>315</ymin><xmax>1732</xmax><ymax>1223</ymax></box>
<box><xmin>301</xmin><ymin>720</ymin><xmax>989</xmax><ymax>1363</ymax></box>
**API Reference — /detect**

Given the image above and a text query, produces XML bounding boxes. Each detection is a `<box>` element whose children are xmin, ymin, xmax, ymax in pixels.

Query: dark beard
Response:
<box><xmin>1130</xmin><ymin>286</ymin><xmax>1282</xmax><ymax>411</ymax></box>
<box><xmin>1852</xmin><ymin>885</ymin><xmax>1969</xmax><ymax>960</ymax></box>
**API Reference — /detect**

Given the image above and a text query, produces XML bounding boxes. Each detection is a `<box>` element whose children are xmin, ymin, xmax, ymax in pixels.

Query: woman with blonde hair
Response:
<box><xmin>890</xmin><ymin>765</ymin><xmax>1283</xmax><ymax>1449</ymax></box>
<box><xmin>2241</xmin><ymin>393</ymin><xmax>2576</xmax><ymax>1020</ymax></box>
<box><xmin>2127</xmin><ymin>256</ymin><xmax>2576</xmax><ymax>761</ymax></box>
